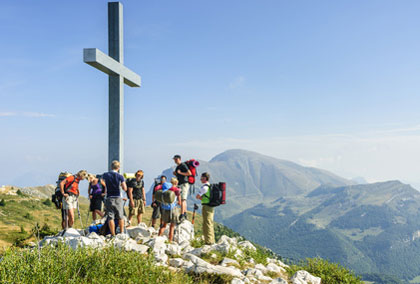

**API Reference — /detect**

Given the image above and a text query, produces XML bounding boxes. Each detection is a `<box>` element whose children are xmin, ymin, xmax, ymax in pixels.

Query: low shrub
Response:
<box><xmin>16</xmin><ymin>189</ymin><xmax>24</xmax><ymax>196</ymax></box>
<box><xmin>42</xmin><ymin>198</ymin><xmax>52</xmax><ymax>206</ymax></box>
<box><xmin>287</xmin><ymin>257</ymin><xmax>363</xmax><ymax>284</ymax></box>
<box><xmin>0</xmin><ymin>199</ymin><xmax>5</xmax><ymax>206</ymax></box>
<box><xmin>0</xmin><ymin>245</ymin><xmax>194</xmax><ymax>284</ymax></box>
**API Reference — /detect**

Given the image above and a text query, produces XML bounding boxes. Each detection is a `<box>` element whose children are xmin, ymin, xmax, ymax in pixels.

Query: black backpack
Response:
<box><xmin>51</xmin><ymin>172</ymin><xmax>76</xmax><ymax>209</ymax></box>
<box><xmin>204</xmin><ymin>182</ymin><xmax>226</xmax><ymax>207</ymax></box>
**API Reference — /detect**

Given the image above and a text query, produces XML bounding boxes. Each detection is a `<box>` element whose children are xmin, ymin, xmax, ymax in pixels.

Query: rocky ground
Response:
<box><xmin>39</xmin><ymin>220</ymin><xmax>321</xmax><ymax>284</ymax></box>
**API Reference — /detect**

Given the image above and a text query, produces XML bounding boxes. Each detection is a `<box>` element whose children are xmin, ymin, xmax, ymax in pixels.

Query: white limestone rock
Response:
<box><xmin>221</xmin><ymin>257</ymin><xmax>240</xmax><ymax>267</ymax></box>
<box><xmin>169</xmin><ymin>258</ymin><xmax>184</xmax><ymax>268</ymax></box>
<box><xmin>183</xmin><ymin>253</ymin><xmax>243</xmax><ymax>278</ymax></box>
<box><xmin>231</xmin><ymin>278</ymin><xmax>245</xmax><ymax>284</ymax></box>
<box><xmin>124</xmin><ymin>240</ymin><xmax>149</xmax><ymax>254</ymax></box>
<box><xmin>255</xmin><ymin>263</ymin><xmax>268</xmax><ymax>274</ymax></box>
<box><xmin>173</xmin><ymin>220</ymin><xmax>195</xmax><ymax>243</ymax></box>
<box><xmin>238</xmin><ymin>240</ymin><xmax>256</xmax><ymax>251</ymax></box>
<box><xmin>189</xmin><ymin>245</ymin><xmax>212</xmax><ymax>256</ymax></box>
<box><xmin>154</xmin><ymin>252</ymin><xmax>168</xmax><ymax>264</ymax></box>
<box><xmin>291</xmin><ymin>270</ymin><xmax>321</xmax><ymax>284</ymax></box>
<box><xmin>266</xmin><ymin>263</ymin><xmax>285</xmax><ymax>274</ymax></box>
<box><xmin>62</xmin><ymin>228</ymin><xmax>81</xmax><ymax>238</ymax></box>
<box><xmin>270</xmin><ymin>278</ymin><xmax>288</xmax><ymax>284</ymax></box>
<box><xmin>146</xmin><ymin>236</ymin><xmax>168</xmax><ymax>255</ymax></box>
<box><xmin>166</xmin><ymin>243</ymin><xmax>181</xmax><ymax>256</ymax></box>
<box><xmin>126</xmin><ymin>226</ymin><xmax>151</xmax><ymax>239</ymax></box>
<box><xmin>244</xmin><ymin>268</ymin><xmax>264</xmax><ymax>278</ymax></box>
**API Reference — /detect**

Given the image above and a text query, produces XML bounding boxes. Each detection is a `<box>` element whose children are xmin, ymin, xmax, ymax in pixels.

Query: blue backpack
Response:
<box><xmin>160</xmin><ymin>182</ymin><xmax>176</xmax><ymax>211</ymax></box>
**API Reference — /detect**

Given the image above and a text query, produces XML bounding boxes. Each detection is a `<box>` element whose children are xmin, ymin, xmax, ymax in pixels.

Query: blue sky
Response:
<box><xmin>1</xmin><ymin>0</ymin><xmax>420</xmax><ymax>191</ymax></box>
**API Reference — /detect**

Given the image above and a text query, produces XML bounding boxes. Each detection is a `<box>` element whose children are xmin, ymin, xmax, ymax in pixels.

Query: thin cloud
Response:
<box><xmin>228</xmin><ymin>76</ymin><xmax>245</xmax><ymax>89</ymax></box>
<box><xmin>0</xmin><ymin>111</ymin><xmax>55</xmax><ymax>118</ymax></box>
<box><xmin>0</xmin><ymin>112</ymin><xmax>16</xmax><ymax>117</ymax></box>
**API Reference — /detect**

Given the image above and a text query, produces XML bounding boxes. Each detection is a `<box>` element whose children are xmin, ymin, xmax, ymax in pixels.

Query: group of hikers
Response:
<box><xmin>58</xmin><ymin>155</ymin><xmax>217</xmax><ymax>244</ymax></box>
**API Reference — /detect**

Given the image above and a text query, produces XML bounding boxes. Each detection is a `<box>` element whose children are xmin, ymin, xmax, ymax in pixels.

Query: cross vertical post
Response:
<box><xmin>108</xmin><ymin>2</ymin><xmax>124</xmax><ymax>173</ymax></box>
<box><xmin>83</xmin><ymin>1</ymin><xmax>141</xmax><ymax>174</ymax></box>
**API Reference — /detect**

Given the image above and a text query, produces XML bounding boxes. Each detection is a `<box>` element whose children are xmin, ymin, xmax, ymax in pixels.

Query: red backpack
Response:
<box><xmin>185</xmin><ymin>159</ymin><xmax>200</xmax><ymax>184</ymax></box>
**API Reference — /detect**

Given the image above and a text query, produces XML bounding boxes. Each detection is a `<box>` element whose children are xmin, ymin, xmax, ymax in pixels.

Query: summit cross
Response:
<box><xmin>83</xmin><ymin>2</ymin><xmax>141</xmax><ymax>173</ymax></box>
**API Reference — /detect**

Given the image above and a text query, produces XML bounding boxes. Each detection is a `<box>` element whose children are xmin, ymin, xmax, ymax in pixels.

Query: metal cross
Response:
<box><xmin>83</xmin><ymin>2</ymin><xmax>141</xmax><ymax>173</ymax></box>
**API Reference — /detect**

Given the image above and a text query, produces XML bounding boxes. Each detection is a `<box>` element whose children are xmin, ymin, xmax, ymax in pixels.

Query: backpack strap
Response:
<box><xmin>64</xmin><ymin>175</ymin><xmax>78</xmax><ymax>193</ymax></box>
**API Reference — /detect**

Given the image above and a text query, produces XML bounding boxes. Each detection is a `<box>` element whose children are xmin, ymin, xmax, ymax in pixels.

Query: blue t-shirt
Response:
<box><xmin>103</xmin><ymin>171</ymin><xmax>124</xmax><ymax>197</ymax></box>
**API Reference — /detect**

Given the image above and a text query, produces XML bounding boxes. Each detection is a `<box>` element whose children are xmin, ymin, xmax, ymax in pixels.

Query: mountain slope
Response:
<box><xmin>225</xmin><ymin>181</ymin><xmax>420</xmax><ymax>281</ymax></box>
<box><xmin>147</xmin><ymin>149</ymin><xmax>353</xmax><ymax>220</ymax></box>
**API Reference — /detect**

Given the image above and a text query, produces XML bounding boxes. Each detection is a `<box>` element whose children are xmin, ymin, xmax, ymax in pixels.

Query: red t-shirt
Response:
<box><xmin>169</xmin><ymin>186</ymin><xmax>180</xmax><ymax>197</ymax></box>
<box><xmin>153</xmin><ymin>184</ymin><xmax>162</xmax><ymax>193</ymax></box>
<box><xmin>64</xmin><ymin>175</ymin><xmax>80</xmax><ymax>196</ymax></box>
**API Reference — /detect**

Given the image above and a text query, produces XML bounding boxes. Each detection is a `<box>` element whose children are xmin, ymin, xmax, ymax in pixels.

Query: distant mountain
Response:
<box><xmin>147</xmin><ymin>149</ymin><xmax>353</xmax><ymax>220</ymax></box>
<box><xmin>350</xmin><ymin>176</ymin><xmax>368</xmax><ymax>184</ymax></box>
<box><xmin>224</xmin><ymin>180</ymin><xmax>420</xmax><ymax>281</ymax></box>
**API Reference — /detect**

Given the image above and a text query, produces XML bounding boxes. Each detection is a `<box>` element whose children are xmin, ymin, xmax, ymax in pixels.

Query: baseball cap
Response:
<box><xmin>173</xmin><ymin>154</ymin><xmax>181</xmax><ymax>159</ymax></box>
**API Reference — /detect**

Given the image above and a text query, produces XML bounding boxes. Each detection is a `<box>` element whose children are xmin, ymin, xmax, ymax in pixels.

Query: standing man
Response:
<box><xmin>60</xmin><ymin>170</ymin><xmax>88</xmax><ymax>229</ymax></box>
<box><xmin>196</xmin><ymin>172</ymin><xmax>215</xmax><ymax>245</ymax></box>
<box><xmin>102</xmin><ymin>160</ymin><xmax>127</xmax><ymax>236</ymax></box>
<box><xmin>173</xmin><ymin>155</ymin><xmax>191</xmax><ymax>221</ymax></box>
<box><xmin>127</xmin><ymin>170</ymin><xmax>146</xmax><ymax>226</ymax></box>
<box><xmin>151</xmin><ymin>175</ymin><xmax>166</xmax><ymax>229</ymax></box>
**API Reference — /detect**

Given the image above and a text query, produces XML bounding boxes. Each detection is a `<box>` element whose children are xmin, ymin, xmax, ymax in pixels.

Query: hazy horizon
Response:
<box><xmin>1</xmin><ymin>0</ymin><xmax>420</xmax><ymax>191</ymax></box>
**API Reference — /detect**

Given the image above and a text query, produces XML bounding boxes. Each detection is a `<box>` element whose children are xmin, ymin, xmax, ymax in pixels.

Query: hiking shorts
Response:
<box><xmin>90</xmin><ymin>197</ymin><xmax>103</xmax><ymax>212</ymax></box>
<box><xmin>129</xmin><ymin>199</ymin><xmax>145</xmax><ymax>216</ymax></box>
<box><xmin>161</xmin><ymin>207</ymin><xmax>179</xmax><ymax>224</ymax></box>
<box><xmin>105</xmin><ymin>197</ymin><xmax>124</xmax><ymax>220</ymax></box>
<box><xmin>152</xmin><ymin>202</ymin><xmax>161</xmax><ymax>219</ymax></box>
<box><xmin>180</xmin><ymin>183</ymin><xmax>190</xmax><ymax>201</ymax></box>
<box><xmin>63</xmin><ymin>195</ymin><xmax>78</xmax><ymax>210</ymax></box>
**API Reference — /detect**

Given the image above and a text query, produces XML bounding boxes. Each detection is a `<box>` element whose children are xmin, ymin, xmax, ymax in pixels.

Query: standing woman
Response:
<box><xmin>88</xmin><ymin>174</ymin><xmax>106</xmax><ymax>221</ymax></box>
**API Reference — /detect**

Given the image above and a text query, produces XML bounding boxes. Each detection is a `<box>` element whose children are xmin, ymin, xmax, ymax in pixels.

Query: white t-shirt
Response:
<box><xmin>198</xmin><ymin>182</ymin><xmax>210</xmax><ymax>196</ymax></box>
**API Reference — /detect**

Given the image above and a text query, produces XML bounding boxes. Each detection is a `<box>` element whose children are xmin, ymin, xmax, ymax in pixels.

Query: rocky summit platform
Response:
<box><xmin>39</xmin><ymin>221</ymin><xmax>320</xmax><ymax>284</ymax></box>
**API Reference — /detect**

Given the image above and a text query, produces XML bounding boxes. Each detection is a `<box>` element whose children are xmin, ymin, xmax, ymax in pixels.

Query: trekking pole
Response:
<box><xmin>123</xmin><ymin>199</ymin><xmax>127</xmax><ymax>234</ymax></box>
<box><xmin>191</xmin><ymin>203</ymin><xmax>199</xmax><ymax>225</ymax></box>
<box><xmin>77</xmin><ymin>200</ymin><xmax>85</xmax><ymax>236</ymax></box>
<box><xmin>62</xmin><ymin>208</ymin><xmax>68</xmax><ymax>236</ymax></box>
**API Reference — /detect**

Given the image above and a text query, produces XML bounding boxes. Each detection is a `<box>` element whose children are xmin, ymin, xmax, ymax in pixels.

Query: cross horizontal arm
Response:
<box><xmin>83</xmin><ymin>48</ymin><xmax>141</xmax><ymax>87</ymax></box>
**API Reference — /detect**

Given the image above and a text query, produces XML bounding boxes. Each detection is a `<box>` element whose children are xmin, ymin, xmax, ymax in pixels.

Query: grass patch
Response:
<box><xmin>0</xmin><ymin>245</ymin><xmax>194</xmax><ymax>284</ymax></box>
<box><xmin>287</xmin><ymin>257</ymin><xmax>363</xmax><ymax>284</ymax></box>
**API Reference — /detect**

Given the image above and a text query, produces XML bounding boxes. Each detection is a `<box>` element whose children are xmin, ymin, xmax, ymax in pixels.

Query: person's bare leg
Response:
<box><xmin>92</xmin><ymin>211</ymin><xmax>97</xmax><ymax>221</ymax></box>
<box><xmin>95</xmin><ymin>210</ymin><xmax>104</xmax><ymax>218</ymax></box>
<box><xmin>169</xmin><ymin>223</ymin><xmax>175</xmax><ymax>242</ymax></box>
<box><xmin>118</xmin><ymin>219</ymin><xmax>125</xmax><ymax>234</ymax></box>
<box><xmin>151</xmin><ymin>218</ymin><xmax>156</xmax><ymax>228</ymax></box>
<box><xmin>158</xmin><ymin>223</ymin><xmax>167</xmax><ymax>236</ymax></box>
<box><xmin>128</xmin><ymin>213</ymin><xmax>133</xmax><ymax>225</ymax></box>
<box><xmin>137</xmin><ymin>213</ymin><xmax>142</xmax><ymax>225</ymax></box>
<box><xmin>108</xmin><ymin>219</ymin><xmax>116</xmax><ymax>236</ymax></box>
<box><xmin>68</xmin><ymin>209</ymin><xmax>75</xmax><ymax>228</ymax></box>
<box><xmin>181</xmin><ymin>200</ymin><xmax>186</xmax><ymax>215</ymax></box>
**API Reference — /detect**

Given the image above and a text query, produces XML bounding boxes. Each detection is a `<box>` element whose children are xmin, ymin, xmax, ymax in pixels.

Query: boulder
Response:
<box><xmin>154</xmin><ymin>252</ymin><xmax>168</xmax><ymax>264</ymax></box>
<box><xmin>270</xmin><ymin>278</ymin><xmax>288</xmax><ymax>284</ymax></box>
<box><xmin>244</xmin><ymin>268</ymin><xmax>264</xmax><ymax>278</ymax></box>
<box><xmin>221</xmin><ymin>257</ymin><xmax>240</xmax><ymax>267</ymax></box>
<box><xmin>266</xmin><ymin>263</ymin><xmax>285</xmax><ymax>274</ymax></box>
<box><xmin>255</xmin><ymin>263</ymin><xmax>267</xmax><ymax>274</ymax></box>
<box><xmin>291</xmin><ymin>270</ymin><xmax>321</xmax><ymax>284</ymax></box>
<box><xmin>238</xmin><ymin>240</ymin><xmax>256</xmax><ymax>251</ymax></box>
<box><xmin>62</xmin><ymin>228</ymin><xmax>81</xmax><ymax>238</ymax></box>
<box><xmin>169</xmin><ymin>258</ymin><xmax>184</xmax><ymax>268</ymax></box>
<box><xmin>166</xmin><ymin>243</ymin><xmax>181</xmax><ymax>256</ymax></box>
<box><xmin>173</xmin><ymin>221</ymin><xmax>194</xmax><ymax>243</ymax></box>
<box><xmin>184</xmin><ymin>253</ymin><xmax>243</xmax><ymax>278</ymax></box>
<box><xmin>126</xmin><ymin>226</ymin><xmax>151</xmax><ymax>239</ymax></box>
<box><xmin>189</xmin><ymin>245</ymin><xmax>212</xmax><ymax>256</ymax></box>
<box><xmin>231</xmin><ymin>278</ymin><xmax>245</xmax><ymax>284</ymax></box>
